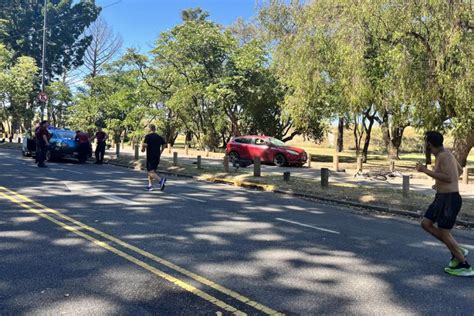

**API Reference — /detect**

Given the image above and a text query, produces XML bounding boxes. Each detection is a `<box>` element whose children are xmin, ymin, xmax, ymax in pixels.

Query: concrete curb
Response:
<box><xmin>106</xmin><ymin>158</ymin><xmax>473</xmax><ymax>228</ymax></box>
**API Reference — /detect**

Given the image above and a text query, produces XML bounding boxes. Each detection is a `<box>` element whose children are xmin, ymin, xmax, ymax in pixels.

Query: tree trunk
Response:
<box><xmin>336</xmin><ymin>117</ymin><xmax>344</xmax><ymax>152</ymax></box>
<box><xmin>361</xmin><ymin>115</ymin><xmax>375</xmax><ymax>163</ymax></box>
<box><xmin>452</xmin><ymin>129</ymin><xmax>474</xmax><ymax>167</ymax></box>
<box><xmin>381</xmin><ymin>124</ymin><xmax>405</xmax><ymax>160</ymax></box>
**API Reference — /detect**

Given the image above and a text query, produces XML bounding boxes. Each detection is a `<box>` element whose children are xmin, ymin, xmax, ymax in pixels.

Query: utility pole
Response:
<box><xmin>40</xmin><ymin>0</ymin><xmax>48</xmax><ymax>121</ymax></box>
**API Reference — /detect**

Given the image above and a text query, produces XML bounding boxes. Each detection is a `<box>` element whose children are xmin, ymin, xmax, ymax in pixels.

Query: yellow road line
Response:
<box><xmin>0</xmin><ymin>186</ymin><xmax>284</xmax><ymax>316</ymax></box>
<box><xmin>0</xmin><ymin>191</ymin><xmax>245</xmax><ymax>315</ymax></box>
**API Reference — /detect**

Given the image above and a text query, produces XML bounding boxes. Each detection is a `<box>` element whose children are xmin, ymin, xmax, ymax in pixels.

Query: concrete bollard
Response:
<box><xmin>167</xmin><ymin>143</ymin><xmax>171</xmax><ymax>154</ymax></box>
<box><xmin>307</xmin><ymin>154</ymin><xmax>312</xmax><ymax>168</ymax></box>
<box><xmin>254</xmin><ymin>157</ymin><xmax>261</xmax><ymax>177</ymax></box>
<box><xmin>185</xmin><ymin>144</ymin><xmax>189</xmax><ymax>156</ymax></box>
<box><xmin>333</xmin><ymin>155</ymin><xmax>339</xmax><ymax>171</ymax></box>
<box><xmin>283</xmin><ymin>171</ymin><xmax>291</xmax><ymax>182</ymax></box>
<box><xmin>223</xmin><ymin>156</ymin><xmax>229</xmax><ymax>173</ymax></box>
<box><xmin>357</xmin><ymin>157</ymin><xmax>363</xmax><ymax>172</ymax></box>
<box><xmin>403</xmin><ymin>175</ymin><xmax>410</xmax><ymax>198</ymax></box>
<box><xmin>321</xmin><ymin>168</ymin><xmax>329</xmax><ymax>188</ymax></box>
<box><xmin>463</xmin><ymin>167</ymin><xmax>469</xmax><ymax>184</ymax></box>
<box><xmin>390</xmin><ymin>160</ymin><xmax>395</xmax><ymax>172</ymax></box>
<box><xmin>173</xmin><ymin>152</ymin><xmax>178</xmax><ymax>166</ymax></box>
<box><xmin>197</xmin><ymin>155</ymin><xmax>202</xmax><ymax>169</ymax></box>
<box><xmin>115</xmin><ymin>143</ymin><xmax>120</xmax><ymax>157</ymax></box>
<box><xmin>134</xmin><ymin>144</ymin><xmax>139</xmax><ymax>160</ymax></box>
<box><xmin>205</xmin><ymin>146</ymin><xmax>210</xmax><ymax>157</ymax></box>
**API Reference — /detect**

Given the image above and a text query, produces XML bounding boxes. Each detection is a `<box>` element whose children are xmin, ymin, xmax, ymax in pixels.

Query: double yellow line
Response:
<box><xmin>0</xmin><ymin>186</ymin><xmax>283</xmax><ymax>316</ymax></box>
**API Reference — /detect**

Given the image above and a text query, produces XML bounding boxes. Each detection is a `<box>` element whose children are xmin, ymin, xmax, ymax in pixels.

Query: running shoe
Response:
<box><xmin>448</xmin><ymin>247</ymin><xmax>469</xmax><ymax>268</ymax></box>
<box><xmin>159</xmin><ymin>178</ymin><xmax>167</xmax><ymax>191</ymax></box>
<box><xmin>145</xmin><ymin>185</ymin><xmax>153</xmax><ymax>191</ymax></box>
<box><xmin>444</xmin><ymin>261</ymin><xmax>474</xmax><ymax>277</ymax></box>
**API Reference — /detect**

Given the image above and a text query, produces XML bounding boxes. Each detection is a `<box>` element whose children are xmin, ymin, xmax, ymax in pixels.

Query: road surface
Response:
<box><xmin>0</xmin><ymin>149</ymin><xmax>472</xmax><ymax>315</ymax></box>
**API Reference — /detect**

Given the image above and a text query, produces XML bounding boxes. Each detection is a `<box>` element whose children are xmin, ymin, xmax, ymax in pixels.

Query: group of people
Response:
<box><xmin>33</xmin><ymin>121</ymin><xmax>108</xmax><ymax>168</ymax></box>
<box><xmin>29</xmin><ymin>123</ymin><xmax>473</xmax><ymax>275</ymax></box>
<box><xmin>33</xmin><ymin>121</ymin><xmax>167</xmax><ymax>192</ymax></box>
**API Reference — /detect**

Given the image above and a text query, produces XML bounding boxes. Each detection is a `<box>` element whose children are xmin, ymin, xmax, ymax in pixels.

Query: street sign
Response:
<box><xmin>38</xmin><ymin>92</ymin><xmax>48</xmax><ymax>103</ymax></box>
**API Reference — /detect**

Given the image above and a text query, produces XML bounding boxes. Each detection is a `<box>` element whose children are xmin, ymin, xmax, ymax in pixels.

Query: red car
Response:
<box><xmin>226</xmin><ymin>136</ymin><xmax>308</xmax><ymax>167</ymax></box>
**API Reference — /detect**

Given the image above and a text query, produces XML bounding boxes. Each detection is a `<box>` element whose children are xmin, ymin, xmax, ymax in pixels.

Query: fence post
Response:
<box><xmin>134</xmin><ymin>144</ymin><xmax>139</xmax><ymax>160</ymax></box>
<box><xmin>185</xmin><ymin>144</ymin><xmax>189</xmax><ymax>156</ymax></box>
<box><xmin>321</xmin><ymin>168</ymin><xmax>329</xmax><ymax>188</ymax></box>
<box><xmin>205</xmin><ymin>146</ymin><xmax>210</xmax><ymax>157</ymax></box>
<box><xmin>167</xmin><ymin>143</ymin><xmax>171</xmax><ymax>154</ymax></box>
<box><xmin>403</xmin><ymin>175</ymin><xmax>410</xmax><ymax>198</ymax></box>
<box><xmin>173</xmin><ymin>152</ymin><xmax>178</xmax><ymax>166</ymax></box>
<box><xmin>283</xmin><ymin>171</ymin><xmax>291</xmax><ymax>182</ymax></box>
<box><xmin>115</xmin><ymin>143</ymin><xmax>120</xmax><ymax>157</ymax></box>
<box><xmin>463</xmin><ymin>167</ymin><xmax>469</xmax><ymax>185</ymax></box>
<box><xmin>254</xmin><ymin>157</ymin><xmax>261</xmax><ymax>177</ymax></box>
<box><xmin>197</xmin><ymin>155</ymin><xmax>202</xmax><ymax>169</ymax></box>
<box><xmin>223</xmin><ymin>156</ymin><xmax>229</xmax><ymax>173</ymax></box>
<box><xmin>357</xmin><ymin>157</ymin><xmax>363</xmax><ymax>172</ymax></box>
<box><xmin>390</xmin><ymin>160</ymin><xmax>395</xmax><ymax>172</ymax></box>
<box><xmin>333</xmin><ymin>155</ymin><xmax>339</xmax><ymax>171</ymax></box>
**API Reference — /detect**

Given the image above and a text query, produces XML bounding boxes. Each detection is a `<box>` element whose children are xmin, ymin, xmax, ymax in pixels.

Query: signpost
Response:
<box><xmin>38</xmin><ymin>92</ymin><xmax>48</xmax><ymax>103</ymax></box>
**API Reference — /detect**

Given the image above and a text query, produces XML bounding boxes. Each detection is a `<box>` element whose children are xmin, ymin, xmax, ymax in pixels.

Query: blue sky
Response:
<box><xmin>96</xmin><ymin>0</ymin><xmax>259</xmax><ymax>52</ymax></box>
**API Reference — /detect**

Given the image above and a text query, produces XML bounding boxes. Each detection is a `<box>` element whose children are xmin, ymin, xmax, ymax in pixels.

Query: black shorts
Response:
<box><xmin>424</xmin><ymin>192</ymin><xmax>462</xmax><ymax>229</ymax></box>
<box><xmin>146</xmin><ymin>157</ymin><xmax>160</xmax><ymax>171</ymax></box>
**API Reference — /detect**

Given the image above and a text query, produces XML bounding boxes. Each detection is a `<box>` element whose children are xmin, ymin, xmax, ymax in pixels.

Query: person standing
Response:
<box><xmin>75</xmin><ymin>130</ymin><xmax>90</xmax><ymax>163</ymax></box>
<box><xmin>91</xmin><ymin>127</ymin><xmax>108</xmax><ymax>164</ymax></box>
<box><xmin>35</xmin><ymin>121</ymin><xmax>50</xmax><ymax>168</ymax></box>
<box><xmin>141</xmin><ymin>124</ymin><xmax>166</xmax><ymax>191</ymax></box>
<box><xmin>416</xmin><ymin>131</ymin><xmax>472</xmax><ymax>277</ymax></box>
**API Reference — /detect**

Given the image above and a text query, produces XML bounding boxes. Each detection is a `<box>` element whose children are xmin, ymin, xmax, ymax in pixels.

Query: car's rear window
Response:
<box><xmin>234</xmin><ymin>138</ymin><xmax>252</xmax><ymax>144</ymax></box>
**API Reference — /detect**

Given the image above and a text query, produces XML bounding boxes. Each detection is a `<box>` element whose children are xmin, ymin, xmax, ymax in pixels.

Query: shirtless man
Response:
<box><xmin>416</xmin><ymin>131</ymin><xmax>472</xmax><ymax>277</ymax></box>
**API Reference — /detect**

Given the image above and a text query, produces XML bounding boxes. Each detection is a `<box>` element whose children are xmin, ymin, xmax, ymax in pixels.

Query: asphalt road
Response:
<box><xmin>0</xmin><ymin>148</ymin><xmax>473</xmax><ymax>315</ymax></box>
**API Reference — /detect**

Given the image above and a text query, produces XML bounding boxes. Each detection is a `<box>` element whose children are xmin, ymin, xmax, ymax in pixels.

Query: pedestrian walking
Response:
<box><xmin>416</xmin><ymin>131</ymin><xmax>472</xmax><ymax>277</ymax></box>
<box><xmin>35</xmin><ymin>120</ymin><xmax>50</xmax><ymax>168</ymax></box>
<box><xmin>141</xmin><ymin>124</ymin><xmax>166</xmax><ymax>191</ymax></box>
<box><xmin>91</xmin><ymin>127</ymin><xmax>108</xmax><ymax>164</ymax></box>
<box><xmin>75</xmin><ymin>130</ymin><xmax>90</xmax><ymax>163</ymax></box>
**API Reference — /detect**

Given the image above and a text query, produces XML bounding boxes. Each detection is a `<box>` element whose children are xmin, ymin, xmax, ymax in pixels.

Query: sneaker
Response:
<box><xmin>159</xmin><ymin>178</ymin><xmax>167</xmax><ymax>191</ymax></box>
<box><xmin>145</xmin><ymin>185</ymin><xmax>153</xmax><ymax>191</ymax></box>
<box><xmin>448</xmin><ymin>247</ymin><xmax>469</xmax><ymax>268</ymax></box>
<box><xmin>445</xmin><ymin>261</ymin><xmax>474</xmax><ymax>277</ymax></box>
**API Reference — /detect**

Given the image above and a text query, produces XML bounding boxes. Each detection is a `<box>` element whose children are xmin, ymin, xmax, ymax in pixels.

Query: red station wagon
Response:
<box><xmin>226</xmin><ymin>136</ymin><xmax>308</xmax><ymax>167</ymax></box>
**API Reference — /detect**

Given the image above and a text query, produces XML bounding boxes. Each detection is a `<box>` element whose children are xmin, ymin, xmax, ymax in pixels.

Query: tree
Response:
<box><xmin>0</xmin><ymin>0</ymin><xmax>100</xmax><ymax>81</ymax></box>
<box><xmin>0</xmin><ymin>45</ymin><xmax>38</xmax><ymax>137</ymax></box>
<box><xmin>83</xmin><ymin>16</ymin><xmax>123</xmax><ymax>78</ymax></box>
<box><xmin>45</xmin><ymin>81</ymin><xmax>72</xmax><ymax>127</ymax></box>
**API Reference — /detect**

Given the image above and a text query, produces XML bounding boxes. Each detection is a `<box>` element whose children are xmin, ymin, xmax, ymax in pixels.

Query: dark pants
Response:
<box><xmin>37</xmin><ymin>142</ymin><xmax>47</xmax><ymax>166</ymax></box>
<box><xmin>95</xmin><ymin>142</ymin><xmax>106</xmax><ymax>163</ymax></box>
<box><xmin>78</xmin><ymin>142</ymin><xmax>89</xmax><ymax>163</ymax></box>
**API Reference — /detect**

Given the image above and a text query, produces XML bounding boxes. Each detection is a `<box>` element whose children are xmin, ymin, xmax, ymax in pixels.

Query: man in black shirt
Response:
<box><xmin>141</xmin><ymin>124</ymin><xmax>167</xmax><ymax>191</ymax></box>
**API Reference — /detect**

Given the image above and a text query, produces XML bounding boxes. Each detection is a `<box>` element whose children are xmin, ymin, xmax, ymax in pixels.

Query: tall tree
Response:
<box><xmin>83</xmin><ymin>16</ymin><xmax>122</xmax><ymax>78</ymax></box>
<box><xmin>0</xmin><ymin>0</ymin><xmax>100</xmax><ymax>81</ymax></box>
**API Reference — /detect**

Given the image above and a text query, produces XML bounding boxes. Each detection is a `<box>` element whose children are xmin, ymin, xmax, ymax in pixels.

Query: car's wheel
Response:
<box><xmin>228</xmin><ymin>151</ymin><xmax>240</xmax><ymax>162</ymax></box>
<box><xmin>46</xmin><ymin>149</ymin><xmax>55</xmax><ymax>162</ymax></box>
<box><xmin>273</xmin><ymin>154</ymin><xmax>287</xmax><ymax>167</ymax></box>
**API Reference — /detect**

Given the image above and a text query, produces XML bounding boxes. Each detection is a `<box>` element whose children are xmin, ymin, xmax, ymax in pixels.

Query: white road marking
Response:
<box><xmin>275</xmin><ymin>218</ymin><xmax>340</xmax><ymax>235</ymax></box>
<box><xmin>64</xmin><ymin>181</ymin><xmax>141</xmax><ymax>206</ymax></box>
